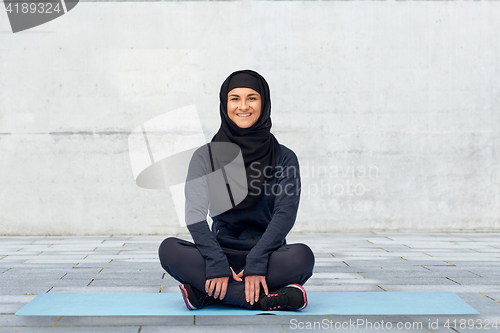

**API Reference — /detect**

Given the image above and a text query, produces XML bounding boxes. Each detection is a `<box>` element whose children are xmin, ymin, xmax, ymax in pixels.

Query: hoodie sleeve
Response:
<box><xmin>184</xmin><ymin>146</ymin><xmax>232</xmax><ymax>279</ymax></box>
<box><xmin>243</xmin><ymin>148</ymin><xmax>301</xmax><ymax>276</ymax></box>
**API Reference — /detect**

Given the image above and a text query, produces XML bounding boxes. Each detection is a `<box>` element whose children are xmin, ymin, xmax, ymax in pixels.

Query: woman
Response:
<box><xmin>158</xmin><ymin>69</ymin><xmax>315</xmax><ymax>311</ymax></box>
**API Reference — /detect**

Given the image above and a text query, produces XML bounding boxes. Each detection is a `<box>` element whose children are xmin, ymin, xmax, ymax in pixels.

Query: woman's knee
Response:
<box><xmin>158</xmin><ymin>237</ymin><xmax>181</xmax><ymax>267</ymax></box>
<box><xmin>267</xmin><ymin>243</ymin><xmax>315</xmax><ymax>287</ymax></box>
<box><xmin>273</xmin><ymin>243</ymin><xmax>314</xmax><ymax>270</ymax></box>
<box><xmin>289</xmin><ymin>243</ymin><xmax>315</xmax><ymax>271</ymax></box>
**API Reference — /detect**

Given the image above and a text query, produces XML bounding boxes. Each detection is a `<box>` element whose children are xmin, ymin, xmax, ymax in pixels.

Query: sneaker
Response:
<box><xmin>179</xmin><ymin>283</ymin><xmax>215</xmax><ymax>310</ymax></box>
<box><xmin>258</xmin><ymin>283</ymin><xmax>307</xmax><ymax>311</ymax></box>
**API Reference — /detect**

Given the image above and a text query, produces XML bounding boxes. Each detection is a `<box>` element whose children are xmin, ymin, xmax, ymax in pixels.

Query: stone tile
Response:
<box><xmin>70</xmin><ymin>263</ymin><xmax>114</xmax><ymax>269</ymax></box>
<box><xmin>161</xmin><ymin>286</ymin><xmax>184</xmax><ymax>293</ymax></box>
<box><xmin>96</xmin><ymin>270</ymin><xmax>163</xmax><ymax>277</ymax></box>
<box><xmin>304</xmin><ymin>285</ymin><xmax>383</xmax><ymax>292</ymax></box>
<box><xmin>446</xmin><ymin>277</ymin><xmax>500</xmax><ymax>285</ymax></box>
<box><xmin>431</xmin><ymin>260</ymin><xmax>497</xmax><ymax>266</ymax></box>
<box><xmin>307</xmin><ymin>272</ymin><xmax>362</xmax><ymax>279</ymax></box>
<box><xmin>0</xmin><ymin>295</ymin><xmax>36</xmax><ymax>303</ymax></box>
<box><xmin>50</xmin><ymin>279</ymin><xmax>97</xmax><ymax>287</ymax></box>
<box><xmin>142</xmin><ymin>325</ymin><xmax>284</xmax><ymax>333</ymax></box>
<box><xmin>377</xmin><ymin>277</ymin><xmax>464</xmax><ymax>286</ymax></box>
<box><xmin>0</xmin><ymin>327</ymin><xmax>139</xmax><ymax>332</ymax></box>
<box><xmin>0</xmin><ymin>303</ymin><xmax>27</xmax><ymax>313</ymax></box>
<box><xmin>56</xmin><ymin>271</ymin><xmax>104</xmax><ymax>280</ymax></box>
<box><xmin>56</xmin><ymin>315</ymin><xmax>192</xmax><ymax>326</ymax></box>
<box><xmin>379</xmin><ymin>284</ymin><xmax>500</xmax><ymax>292</ymax></box>
<box><xmin>195</xmin><ymin>314</ymin><xmax>329</xmax><ymax>326</ymax></box>
<box><xmin>88</xmin><ymin>279</ymin><xmax>162</xmax><ymax>287</ymax></box>
<box><xmin>0</xmin><ymin>287</ymin><xmax>53</xmax><ymax>295</ymax></box>
<box><xmin>0</xmin><ymin>279</ymin><xmax>66</xmax><ymax>288</ymax></box>
<box><xmin>2</xmin><ymin>268</ymin><xmax>72</xmax><ymax>276</ymax></box>
<box><xmin>21</xmin><ymin>260</ymin><xmax>82</xmax><ymax>264</ymax></box>
<box><xmin>0</xmin><ymin>314</ymin><xmax>59</xmax><ymax>326</ymax></box>
<box><xmin>49</xmin><ymin>286</ymin><xmax>161</xmax><ymax>293</ymax></box>
<box><xmin>480</xmin><ymin>291</ymin><xmax>500</xmax><ymax>302</ymax></box>
<box><xmin>359</xmin><ymin>271</ymin><xmax>445</xmax><ymax>279</ymax></box>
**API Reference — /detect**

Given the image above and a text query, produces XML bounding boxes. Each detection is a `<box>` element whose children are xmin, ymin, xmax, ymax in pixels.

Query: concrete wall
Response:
<box><xmin>1</xmin><ymin>1</ymin><xmax>499</xmax><ymax>235</ymax></box>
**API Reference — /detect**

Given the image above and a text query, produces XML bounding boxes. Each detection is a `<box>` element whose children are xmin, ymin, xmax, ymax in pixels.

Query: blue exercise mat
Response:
<box><xmin>15</xmin><ymin>291</ymin><xmax>478</xmax><ymax>316</ymax></box>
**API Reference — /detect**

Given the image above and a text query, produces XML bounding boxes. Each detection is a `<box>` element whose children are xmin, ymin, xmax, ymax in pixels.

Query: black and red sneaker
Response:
<box><xmin>258</xmin><ymin>283</ymin><xmax>308</xmax><ymax>311</ymax></box>
<box><xmin>179</xmin><ymin>283</ymin><xmax>215</xmax><ymax>310</ymax></box>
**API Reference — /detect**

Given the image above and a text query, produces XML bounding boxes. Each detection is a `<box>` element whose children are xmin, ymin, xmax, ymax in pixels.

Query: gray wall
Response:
<box><xmin>1</xmin><ymin>1</ymin><xmax>499</xmax><ymax>235</ymax></box>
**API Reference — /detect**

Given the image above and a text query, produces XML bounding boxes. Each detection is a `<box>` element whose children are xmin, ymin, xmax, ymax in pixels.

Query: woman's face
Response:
<box><xmin>227</xmin><ymin>87</ymin><xmax>262</xmax><ymax>128</ymax></box>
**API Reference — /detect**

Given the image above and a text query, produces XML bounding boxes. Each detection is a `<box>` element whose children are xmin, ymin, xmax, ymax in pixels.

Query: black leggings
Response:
<box><xmin>158</xmin><ymin>237</ymin><xmax>315</xmax><ymax>309</ymax></box>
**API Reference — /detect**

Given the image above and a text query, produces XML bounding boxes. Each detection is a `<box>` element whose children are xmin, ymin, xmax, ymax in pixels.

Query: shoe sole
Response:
<box><xmin>179</xmin><ymin>284</ymin><xmax>196</xmax><ymax>310</ymax></box>
<box><xmin>286</xmin><ymin>283</ymin><xmax>308</xmax><ymax>310</ymax></box>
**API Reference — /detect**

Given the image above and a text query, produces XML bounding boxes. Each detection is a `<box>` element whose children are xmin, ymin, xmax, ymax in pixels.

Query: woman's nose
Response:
<box><xmin>239</xmin><ymin>100</ymin><xmax>249</xmax><ymax>110</ymax></box>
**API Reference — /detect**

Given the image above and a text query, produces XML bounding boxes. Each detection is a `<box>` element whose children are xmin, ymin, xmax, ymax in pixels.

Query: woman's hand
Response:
<box><xmin>242</xmin><ymin>270</ymin><xmax>269</xmax><ymax>306</ymax></box>
<box><xmin>205</xmin><ymin>276</ymin><xmax>229</xmax><ymax>300</ymax></box>
<box><xmin>230</xmin><ymin>267</ymin><xmax>244</xmax><ymax>282</ymax></box>
<box><xmin>229</xmin><ymin>268</ymin><xmax>269</xmax><ymax>305</ymax></box>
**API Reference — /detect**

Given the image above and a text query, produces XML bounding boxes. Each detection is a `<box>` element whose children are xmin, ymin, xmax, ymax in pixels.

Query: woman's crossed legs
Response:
<box><xmin>158</xmin><ymin>237</ymin><xmax>315</xmax><ymax>309</ymax></box>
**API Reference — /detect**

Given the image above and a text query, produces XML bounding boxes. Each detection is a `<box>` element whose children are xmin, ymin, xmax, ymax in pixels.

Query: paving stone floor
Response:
<box><xmin>0</xmin><ymin>232</ymin><xmax>499</xmax><ymax>332</ymax></box>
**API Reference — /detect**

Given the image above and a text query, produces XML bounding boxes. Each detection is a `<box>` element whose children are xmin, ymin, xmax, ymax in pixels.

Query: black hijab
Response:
<box><xmin>211</xmin><ymin>69</ymin><xmax>281</xmax><ymax>210</ymax></box>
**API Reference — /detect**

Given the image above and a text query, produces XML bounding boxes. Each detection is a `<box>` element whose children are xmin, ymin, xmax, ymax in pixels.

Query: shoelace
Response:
<box><xmin>264</xmin><ymin>293</ymin><xmax>285</xmax><ymax>310</ymax></box>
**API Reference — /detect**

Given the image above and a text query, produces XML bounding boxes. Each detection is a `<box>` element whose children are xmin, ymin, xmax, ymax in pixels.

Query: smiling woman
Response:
<box><xmin>158</xmin><ymin>69</ymin><xmax>315</xmax><ymax>312</ymax></box>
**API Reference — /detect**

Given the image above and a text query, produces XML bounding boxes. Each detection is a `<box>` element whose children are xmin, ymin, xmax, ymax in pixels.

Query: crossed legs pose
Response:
<box><xmin>158</xmin><ymin>237</ymin><xmax>315</xmax><ymax>311</ymax></box>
